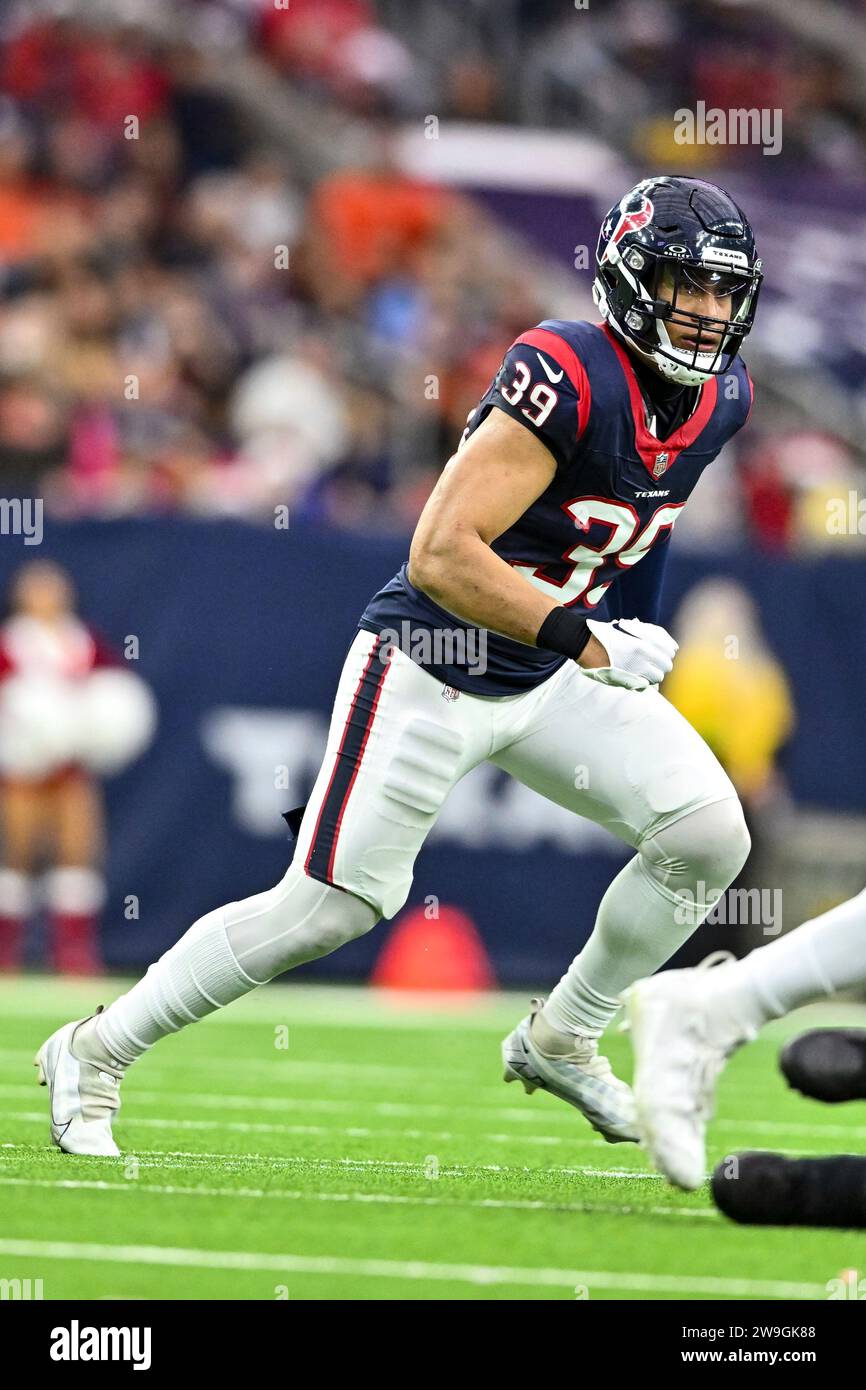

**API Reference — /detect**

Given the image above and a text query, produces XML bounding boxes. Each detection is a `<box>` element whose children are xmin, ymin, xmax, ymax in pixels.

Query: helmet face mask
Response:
<box><xmin>593</xmin><ymin>177</ymin><xmax>763</xmax><ymax>386</ymax></box>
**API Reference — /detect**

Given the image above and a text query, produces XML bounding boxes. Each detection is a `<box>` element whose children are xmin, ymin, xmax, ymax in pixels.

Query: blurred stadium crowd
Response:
<box><xmin>0</xmin><ymin>0</ymin><xmax>865</xmax><ymax>545</ymax></box>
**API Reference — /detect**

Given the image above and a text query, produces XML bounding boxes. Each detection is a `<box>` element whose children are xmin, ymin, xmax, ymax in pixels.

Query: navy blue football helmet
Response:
<box><xmin>593</xmin><ymin>175</ymin><xmax>763</xmax><ymax>385</ymax></box>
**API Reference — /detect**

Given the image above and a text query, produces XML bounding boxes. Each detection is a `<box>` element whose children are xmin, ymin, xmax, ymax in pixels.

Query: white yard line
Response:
<box><xmin>713</xmin><ymin>1118</ymin><xmax>866</xmax><ymax>1140</ymax></box>
<box><xmin>0</xmin><ymin>1237</ymin><xmax>821</xmax><ymax>1297</ymax></box>
<box><xmin>4</xmin><ymin>1111</ymin><xmax>607</xmax><ymax>1147</ymax></box>
<box><xmin>0</xmin><ymin>1082</ymin><xmax>601</xmax><ymax>1124</ymax></box>
<box><xmin>0</xmin><ymin>1174</ymin><xmax>716</xmax><ymax>1219</ymax></box>
<box><xmin>4</xmin><ymin>1081</ymin><xmax>866</xmax><ymax>1141</ymax></box>
<box><xmin>0</xmin><ymin>1048</ymin><xmax>442</xmax><ymax>1081</ymax></box>
<box><xmin>0</xmin><ymin>1143</ymin><xmax>666</xmax><ymax>1180</ymax></box>
<box><xmin>7</xmin><ymin>1108</ymin><xmax>860</xmax><ymax>1156</ymax></box>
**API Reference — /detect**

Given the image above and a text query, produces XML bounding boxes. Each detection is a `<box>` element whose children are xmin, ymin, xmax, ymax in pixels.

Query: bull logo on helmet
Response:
<box><xmin>602</xmin><ymin>194</ymin><xmax>654</xmax><ymax>263</ymax></box>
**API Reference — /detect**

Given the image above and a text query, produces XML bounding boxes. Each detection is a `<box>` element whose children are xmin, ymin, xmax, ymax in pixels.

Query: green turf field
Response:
<box><xmin>2</xmin><ymin>976</ymin><xmax>866</xmax><ymax>1301</ymax></box>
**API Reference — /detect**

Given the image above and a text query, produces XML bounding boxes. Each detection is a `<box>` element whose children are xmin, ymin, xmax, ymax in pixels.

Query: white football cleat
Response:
<box><xmin>34</xmin><ymin>1007</ymin><xmax>123</xmax><ymax>1157</ymax></box>
<box><xmin>624</xmin><ymin>953</ymin><xmax>755</xmax><ymax>1190</ymax></box>
<box><xmin>502</xmin><ymin>998</ymin><xmax>639</xmax><ymax>1143</ymax></box>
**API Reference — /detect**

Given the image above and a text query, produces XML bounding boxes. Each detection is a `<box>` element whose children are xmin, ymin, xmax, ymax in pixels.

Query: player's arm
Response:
<box><xmin>408</xmin><ymin>407</ymin><xmax>610</xmax><ymax>667</ymax></box>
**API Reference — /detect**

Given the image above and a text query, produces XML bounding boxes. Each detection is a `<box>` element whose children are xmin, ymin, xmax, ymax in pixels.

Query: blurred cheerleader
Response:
<box><xmin>0</xmin><ymin>561</ymin><xmax>156</xmax><ymax>974</ymax></box>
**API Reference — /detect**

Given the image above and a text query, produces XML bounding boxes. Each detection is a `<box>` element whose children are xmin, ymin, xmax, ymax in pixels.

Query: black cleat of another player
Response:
<box><xmin>780</xmin><ymin>1028</ymin><xmax>866</xmax><ymax>1104</ymax></box>
<box><xmin>711</xmin><ymin>1152</ymin><xmax>866</xmax><ymax>1228</ymax></box>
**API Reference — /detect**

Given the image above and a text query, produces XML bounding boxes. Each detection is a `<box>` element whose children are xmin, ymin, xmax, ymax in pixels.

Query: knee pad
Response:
<box><xmin>223</xmin><ymin>865</ymin><xmax>379</xmax><ymax>983</ymax></box>
<box><xmin>638</xmin><ymin>795</ymin><xmax>751</xmax><ymax>917</ymax></box>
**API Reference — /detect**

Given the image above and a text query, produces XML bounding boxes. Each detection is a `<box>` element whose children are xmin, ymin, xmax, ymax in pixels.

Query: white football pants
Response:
<box><xmin>96</xmin><ymin>629</ymin><xmax>750</xmax><ymax>1063</ymax></box>
<box><xmin>294</xmin><ymin>630</ymin><xmax>744</xmax><ymax>920</ymax></box>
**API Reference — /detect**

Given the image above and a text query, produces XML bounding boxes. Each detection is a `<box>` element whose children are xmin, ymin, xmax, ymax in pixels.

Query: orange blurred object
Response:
<box><xmin>313</xmin><ymin>171</ymin><xmax>446</xmax><ymax>286</ymax></box>
<box><xmin>371</xmin><ymin>905</ymin><xmax>495</xmax><ymax>991</ymax></box>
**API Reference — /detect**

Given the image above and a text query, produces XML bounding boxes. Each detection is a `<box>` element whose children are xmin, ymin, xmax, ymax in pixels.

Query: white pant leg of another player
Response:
<box><xmin>624</xmin><ymin>885</ymin><xmax>866</xmax><ymax>1189</ymax></box>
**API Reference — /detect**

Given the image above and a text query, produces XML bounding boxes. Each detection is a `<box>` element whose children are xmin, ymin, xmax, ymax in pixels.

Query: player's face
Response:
<box><xmin>656</xmin><ymin>265</ymin><xmax>733</xmax><ymax>352</ymax></box>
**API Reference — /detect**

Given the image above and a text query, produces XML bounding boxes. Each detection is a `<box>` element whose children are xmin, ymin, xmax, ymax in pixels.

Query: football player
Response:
<box><xmin>35</xmin><ymin>175</ymin><xmax>764</xmax><ymax>1156</ymax></box>
<box><xmin>625</xmin><ymin>886</ymin><xmax>866</xmax><ymax>1191</ymax></box>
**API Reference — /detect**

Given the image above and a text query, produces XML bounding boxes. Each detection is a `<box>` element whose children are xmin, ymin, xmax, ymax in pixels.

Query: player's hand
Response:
<box><xmin>581</xmin><ymin>618</ymin><xmax>678</xmax><ymax>690</ymax></box>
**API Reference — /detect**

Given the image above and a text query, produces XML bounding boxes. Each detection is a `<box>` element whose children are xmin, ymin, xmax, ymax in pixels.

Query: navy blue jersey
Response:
<box><xmin>359</xmin><ymin>319</ymin><xmax>753</xmax><ymax>695</ymax></box>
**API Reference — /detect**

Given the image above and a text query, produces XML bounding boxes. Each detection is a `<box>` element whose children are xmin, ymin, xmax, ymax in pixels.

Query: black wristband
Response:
<box><xmin>536</xmin><ymin>606</ymin><xmax>592</xmax><ymax>660</ymax></box>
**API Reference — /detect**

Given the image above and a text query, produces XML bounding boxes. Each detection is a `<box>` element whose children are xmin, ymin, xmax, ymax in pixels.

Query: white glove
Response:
<box><xmin>583</xmin><ymin>618</ymin><xmax>678</xmax><ymax>690</ymax></box>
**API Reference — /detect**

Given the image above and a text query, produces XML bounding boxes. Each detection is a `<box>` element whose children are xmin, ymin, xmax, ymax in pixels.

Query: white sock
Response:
<box><xmin>705</xmin><ymin>886</ymin><xmax>866</xmax><ymax>1036</ymax></box>
<box><xmin>94</xmin><ymin>865</ymin><xmax>377</xmax><ymax>1067</ymax></box>
<box><xmin>97</xmin><ymin>906</ymin><xmax>257</xmax><ymax>1066</ymax></box>
<box><xmin>545</xmin><ymin>798</ymin><xmax>750</xmax><ymax>1037</ymax></box>
<box><xmin>544</xmin><ymin>854</ymin><xmax>709</xmax><ymax>1038</ymax></box>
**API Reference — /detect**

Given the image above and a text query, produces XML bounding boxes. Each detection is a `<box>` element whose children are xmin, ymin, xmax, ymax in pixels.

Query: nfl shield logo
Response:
<box><xmin>441</xmin><ymin>685</ymin><xmax>460</xmax><ymax>703</ymax></box>
<box><xmin>653</xmin><ymin>451</ymin><xmax>670</xmax><ymax>477</ymax></box>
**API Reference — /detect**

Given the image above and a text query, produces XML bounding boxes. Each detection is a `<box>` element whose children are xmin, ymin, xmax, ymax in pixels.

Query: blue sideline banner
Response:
<box><xmin>1</xmin><ymin>519</ymin><xmax>863</xmax><ymax>984</ymax></box>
